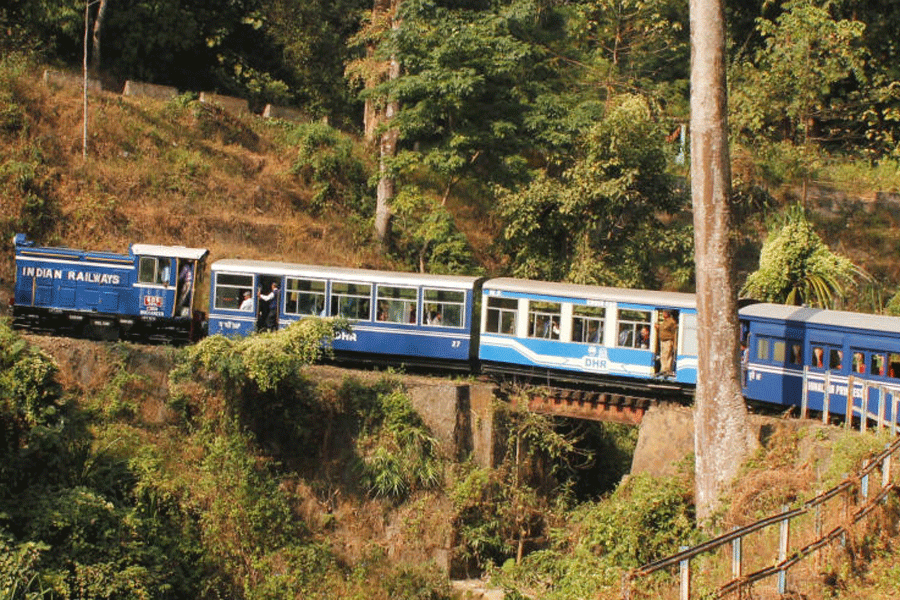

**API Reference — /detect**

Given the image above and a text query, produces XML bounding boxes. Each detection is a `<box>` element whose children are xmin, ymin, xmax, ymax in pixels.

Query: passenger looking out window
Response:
<box><xmin>890</xmin><ymin>353</ymin><xmax>900</xmax><ymax>379</ymax></box>
<box><xmin>376</xmin><ymin>285</ymin><xmax>417</xmax><ymax>324</ymax></box>
<box><xmin>617</xmin><ymin>309</ymin><xmax>651</xmax><ymax>349</ymax></box>
<box><xmin>423</xmin><ymin>289</ymin><xmax>465</xmax><ymax>328</ymax></box>
<box><xmin>829</xmin><ymin>349</ymin><xmax>843</xmax><ymax>370</ymax></box>
<box><xmin>284</xmin><ymin>278</ymin><xmax>326</xmax><ymax>316</ymax></box>
<box><xmin>871</xmin><ymin>354</ymin><xmax>885</xmax><ymax>376</ymax></box>
<box><xmin>528</xmin><ymin>301</ymin><xmax>561</xmax><ymax>340</ymax></box>
<box><xmin>811</xmin><ymin>346</ymin><xmax>824</xmax><ymax>369</ymax></box>
<box><xmin>214</xmin><ymin>273</ymin><xmax>253</xmax><ymax>310</ymax></box>
<box><xmin>573</xmin><ymin>306</ymin><xmax>605</xmax><ymax>344</ymax></box>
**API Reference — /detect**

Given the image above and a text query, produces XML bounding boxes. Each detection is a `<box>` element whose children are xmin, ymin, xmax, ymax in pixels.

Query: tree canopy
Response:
<box><xmin>741</xmin><ymin>205</ymin><xmax>865</xmax><ymax>308</ymax></box>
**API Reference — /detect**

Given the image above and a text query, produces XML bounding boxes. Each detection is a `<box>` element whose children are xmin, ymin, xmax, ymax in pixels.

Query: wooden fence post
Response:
<box><xmin>877</xmin><ymin>384</ymin><xmax>885</xmax><ymax>430</ymax></box>
<box><xmin>777</xmin><ymin>508</ymin><xmax>790</xmax><ymax>595</ymax></box>
<box><xmin>892</xmin><ymin>392</ymin><xmax>899</xmax><ymax>437</ymax></box>
<box><xmin>680</xmin><ymin>546</ymin><xmax>691</xmax><ymax>600</ymax></box>
<box><xmin>861</xmin><ymin>471</ymin><xmax>869</xmax><ymax>502</ymax></box>
<box><xmin>801</xmin><ymin>366</ymin><xmax>809</xmax><ymax>419</ymax></box>
<box><xmin>846</xmin><ymin>375</ymin><xmax>854</xmax><ymax>430</ymax></box>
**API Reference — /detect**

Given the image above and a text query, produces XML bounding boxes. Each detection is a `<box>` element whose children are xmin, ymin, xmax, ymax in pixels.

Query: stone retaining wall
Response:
<box><xmin>123</xmin><ymin>80</ymin><xmax>178</xmax><ymax>100</ymax></box>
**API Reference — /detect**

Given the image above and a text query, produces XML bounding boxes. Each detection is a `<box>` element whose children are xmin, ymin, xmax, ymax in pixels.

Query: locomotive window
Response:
<box><xmin>284</xmin><ymin>278</ymin><xmax>326</xmax><ymax>316</ymax></box>
<box><xmin>331</xmin><ymin>282</ymin><xmax>372</xmax><ymax>321</ymax></box>
<box><xmin>617</xmin><ymin>309</ymin><xmax>651</xmax><ymax>348</ymax></box>
<box><xmin>756</xmin><ymin>338</ymin><xmax>770</xmax><ymax>361</ymax></box>
<box><xmin>157</xmin><ymin>258</ymin><xmax>171</xmax><ymax>284</ymax></box>
<box><xmin>423</xmin><ymin>288</ymin><xmax>465</xmax><ymax>328</ymax></box>
<box><xmin>528</xmin><ymin>301</ymin><xmax>561</xmax><ymax>340</ymax></box>
<box><xmin>214</xmin><ymin>272</ymin><xmax>254</xmax><ymax>310</ymax></box>
<box><xmin>573</xmin><ymin>305</ymin><xmax>605</xmax><ymax>344</ymax></box>
<box><xmin>377</xmin><ymin>285</ymin><xmax>418</xmax><ymax>324</ymax></box>
<box><xmin>486</xmin><ymin>297</ymin><xmax>518</xmax><ymax>335</ymax></box>
<box><xmin>139</xmin><ymin>257</ymin><xmax>161</xmax><ymax>284</ymax></box>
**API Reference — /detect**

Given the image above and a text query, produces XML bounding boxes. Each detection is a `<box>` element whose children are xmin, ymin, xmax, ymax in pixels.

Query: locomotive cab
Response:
<box><xmin>12</xmin><ymin>234</ymin><xmax>208</xmax><ymax>344</ymax></box>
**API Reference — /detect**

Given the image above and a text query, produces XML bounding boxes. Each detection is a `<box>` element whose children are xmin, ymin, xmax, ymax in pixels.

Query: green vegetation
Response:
<box><xmin>741</xmin><ymin>205</ymin><xmax>868</xmax><ymax>307</ymax></box>
<box><xmin>4</xmin><ymin>0</ymin><xmax>900</xmax><ymax>597</ymax></box>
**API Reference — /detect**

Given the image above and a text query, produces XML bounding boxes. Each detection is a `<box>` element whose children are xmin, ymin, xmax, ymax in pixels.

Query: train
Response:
<box><xmin>10</xmin><ymin>234</ymin><xmax>900</xmax><ymax>425</ymax></box>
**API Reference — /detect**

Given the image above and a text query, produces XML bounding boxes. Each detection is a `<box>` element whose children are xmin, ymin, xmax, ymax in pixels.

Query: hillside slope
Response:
<box><xmin>0</xmin><ymin>63</ymin><xmax>458</xmax><ymax>285</ymax></box>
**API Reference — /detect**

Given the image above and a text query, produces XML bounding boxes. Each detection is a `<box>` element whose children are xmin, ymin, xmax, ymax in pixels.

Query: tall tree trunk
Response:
<box><xmin>90</xmin><ymin>0</ymin><xmax>110</xmax><ymax>75</ymax></box>
<box><xmin>689</xmin><ymin>0</ymin><xmax>755</xmax><ymax>524</ymax></box>
<box><xmin>371</xmin><ymin>0</ymin><xmax>399</xmax><ymax>248</ymax></box>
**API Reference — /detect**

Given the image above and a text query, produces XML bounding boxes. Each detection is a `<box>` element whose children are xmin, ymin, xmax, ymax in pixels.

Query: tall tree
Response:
<box><xmin>348</xmin><ymin>0</ymin><xmax>400</xmax><ymax>246</ymax></box>
<box><xmin>89</xmin><ymin>0</ymin><xmax>109</xmax><ymax>74</ymax></box>
<box><xmin>689</xmin><ymin>0</ymin><xmax>754</xmax><ymax>523</ymax></box>
<box><xmin>374</xmin><ymin>0</ymin><xmax>399</xmax><ymax>248</ymax></box>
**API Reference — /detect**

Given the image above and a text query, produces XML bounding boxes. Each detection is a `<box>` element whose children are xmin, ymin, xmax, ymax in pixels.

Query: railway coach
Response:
<box><xmin>478</xmin><ymin>278</ymin><xmax>699</xmax><ymax>392</ymax></box>
<box><xmin>741</xmin><ymin>303</ymin><xmax>900</xmax><ymax>424</ymax></box>
<box><xmin>207</xmin><ymin>259</ymin><xmax>484</xmax><ymax>369</ymax></box>
<box><xmin>11</xmin><ymin>234</ymin><xmax>208</xmax><ymax>343</ymax></box>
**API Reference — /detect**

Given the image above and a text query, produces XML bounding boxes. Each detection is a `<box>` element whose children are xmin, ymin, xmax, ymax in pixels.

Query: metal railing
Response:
<box><xmin>801</xmin><ymin>366</ymin><xmax>900</xmax><ymax>434</ymax></box>
<box><xmin>622</xmin><ymin>436</ymin><xmax>900</xmax><ymax>599</ymax></box>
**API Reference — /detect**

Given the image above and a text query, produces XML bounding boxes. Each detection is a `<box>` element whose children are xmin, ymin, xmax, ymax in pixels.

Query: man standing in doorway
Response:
<box><xmin>656</xmin><ymin>310</ymin><xmax>678</xmax><ymax>378</ymax></box>
<box><xmin>258</xmin><ymin>282</ymin><xmax>280</xmax><ymax>331</ymax></box>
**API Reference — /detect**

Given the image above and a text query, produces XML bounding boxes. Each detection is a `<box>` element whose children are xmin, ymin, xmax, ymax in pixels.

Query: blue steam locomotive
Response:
<box><xmin>11</xmin><ymin>234</ymin><xmax>208</xmax><ymax>343</ymax></box>
<box><xmin>10</xmin><ymin>234</ymin><xmax>900</xmax><ymax>425</ymax></box>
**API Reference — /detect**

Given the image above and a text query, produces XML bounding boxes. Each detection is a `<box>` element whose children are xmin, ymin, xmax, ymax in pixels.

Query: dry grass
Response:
<box><xmin>1</xmin><ymin>70</ymin><xmax>411</xmax><ymax>290</ymax></box>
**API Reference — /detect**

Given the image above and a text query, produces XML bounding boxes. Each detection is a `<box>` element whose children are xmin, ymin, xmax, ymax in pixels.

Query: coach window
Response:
<box><xmin>573</xmin><ymin>306</ymin><xmax>605</xmax><ymax>344</ymax></box>
<box><xmin>790</xmin><ymin>343</ymin><xmax>803</xmax><ymax>365</ymax></box>
<box><xmin>331</xmin><ymin>282</ymin><xmax>372</xmax><ymax>321</ymax></box>
<box><xmin>774</xmin><ymin>340</ymin><xmax>789</xmax><ymax>363</ymax></box>
<box><xmin>889</xmin><ymin>353</ymin><xmax>900</xmax><ymax>379</ymax></box>
<box><xmin>828</xmin><ymin>348</ymin><xmax>843</xmax><ymax>370</ymax></box>
<box><xmin>811</xmin><ymin>346</ymin><xmax>825</xmax><ymax>369</ymax></box>
<box><xmin>284</xmin><ymin>278</ymin><xmax>326</xmax><ymax>316</ymax></box>
<box><xmin>423</xmin><ymin>289</ymin><xmax>465</xmax><ymax>328</ymax></box>
<box><xmin>528</xmin><ymin>301</ymin><xmax>561</xmax><ymax>340</ymax></box>
<box><xmin>617</xmin><ymin>309</ymin><xmax>651</xmax><ymax>348</ymax></box>
<box><xmin>486</xmin><ymin>297</ymin><xmax>518</xmax><ymax>335</ymax></box>
<box><xmin>871</xmin><ymin>354</ymin><xmax>886</xmax><ymax>376</ymax></box>
<box><xmin>756</xmin><ymin>337</ymin><xmax>771</xmax><ymax>361</ymax></box>
<box><xmin>377</xmin><ymin>285</ymin><xmax>418</xmax><ymax>324</ymax></box>
<box><xmin>214</xmin><ymin>273</ymin><xmax>254</xmax><ymax>310</ymax></box>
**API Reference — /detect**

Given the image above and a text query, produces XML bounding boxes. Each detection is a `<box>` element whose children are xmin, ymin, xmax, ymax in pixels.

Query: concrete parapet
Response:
<box><xmin>408</xmin><ymin>380</ymin><xmax>498</xmax><ymax>468</ymax></box>
<box><xmin>199</xmin><ymin>92</ymin><xmax>249</xmax><ymax>116</ymax></box>
<box><xmin>262</xmin><ymin>104</ymin><xmax>309</xmax><ymax>122</ymax></box>
<box><xmin>631</xmin><ymin>403</ymin><xmax>694</xmax><ymax>477</ymax></box>
<box><xmin>43</xmin><ymin>69</ymin><xmax>101</xmax><ymax>92</ymax></box>
<box><xmin>123</xmin><ymin>80</ymin><xmax>178</xmax><ymax>100</ymax></box>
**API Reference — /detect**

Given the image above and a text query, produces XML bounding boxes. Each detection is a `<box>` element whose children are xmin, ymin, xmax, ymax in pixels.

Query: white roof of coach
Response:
<box><xmin>740</xmin><ymin>302</ymin><xmax>900</xmax><ymax>334</ymax></box>
<box><xmin>131</xmin><ymin>244</ymin><xmax>209</xmax><ymax>261</ymax></box>
<box><xmin>483</xmin><ymin>277</ymin><xmax>697</xmax><ymax>309</ymax></box>
<box><xmin>211</xmin><ymin>259</ymin><xmax>482</xmax><ymax>290</ymax></box>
